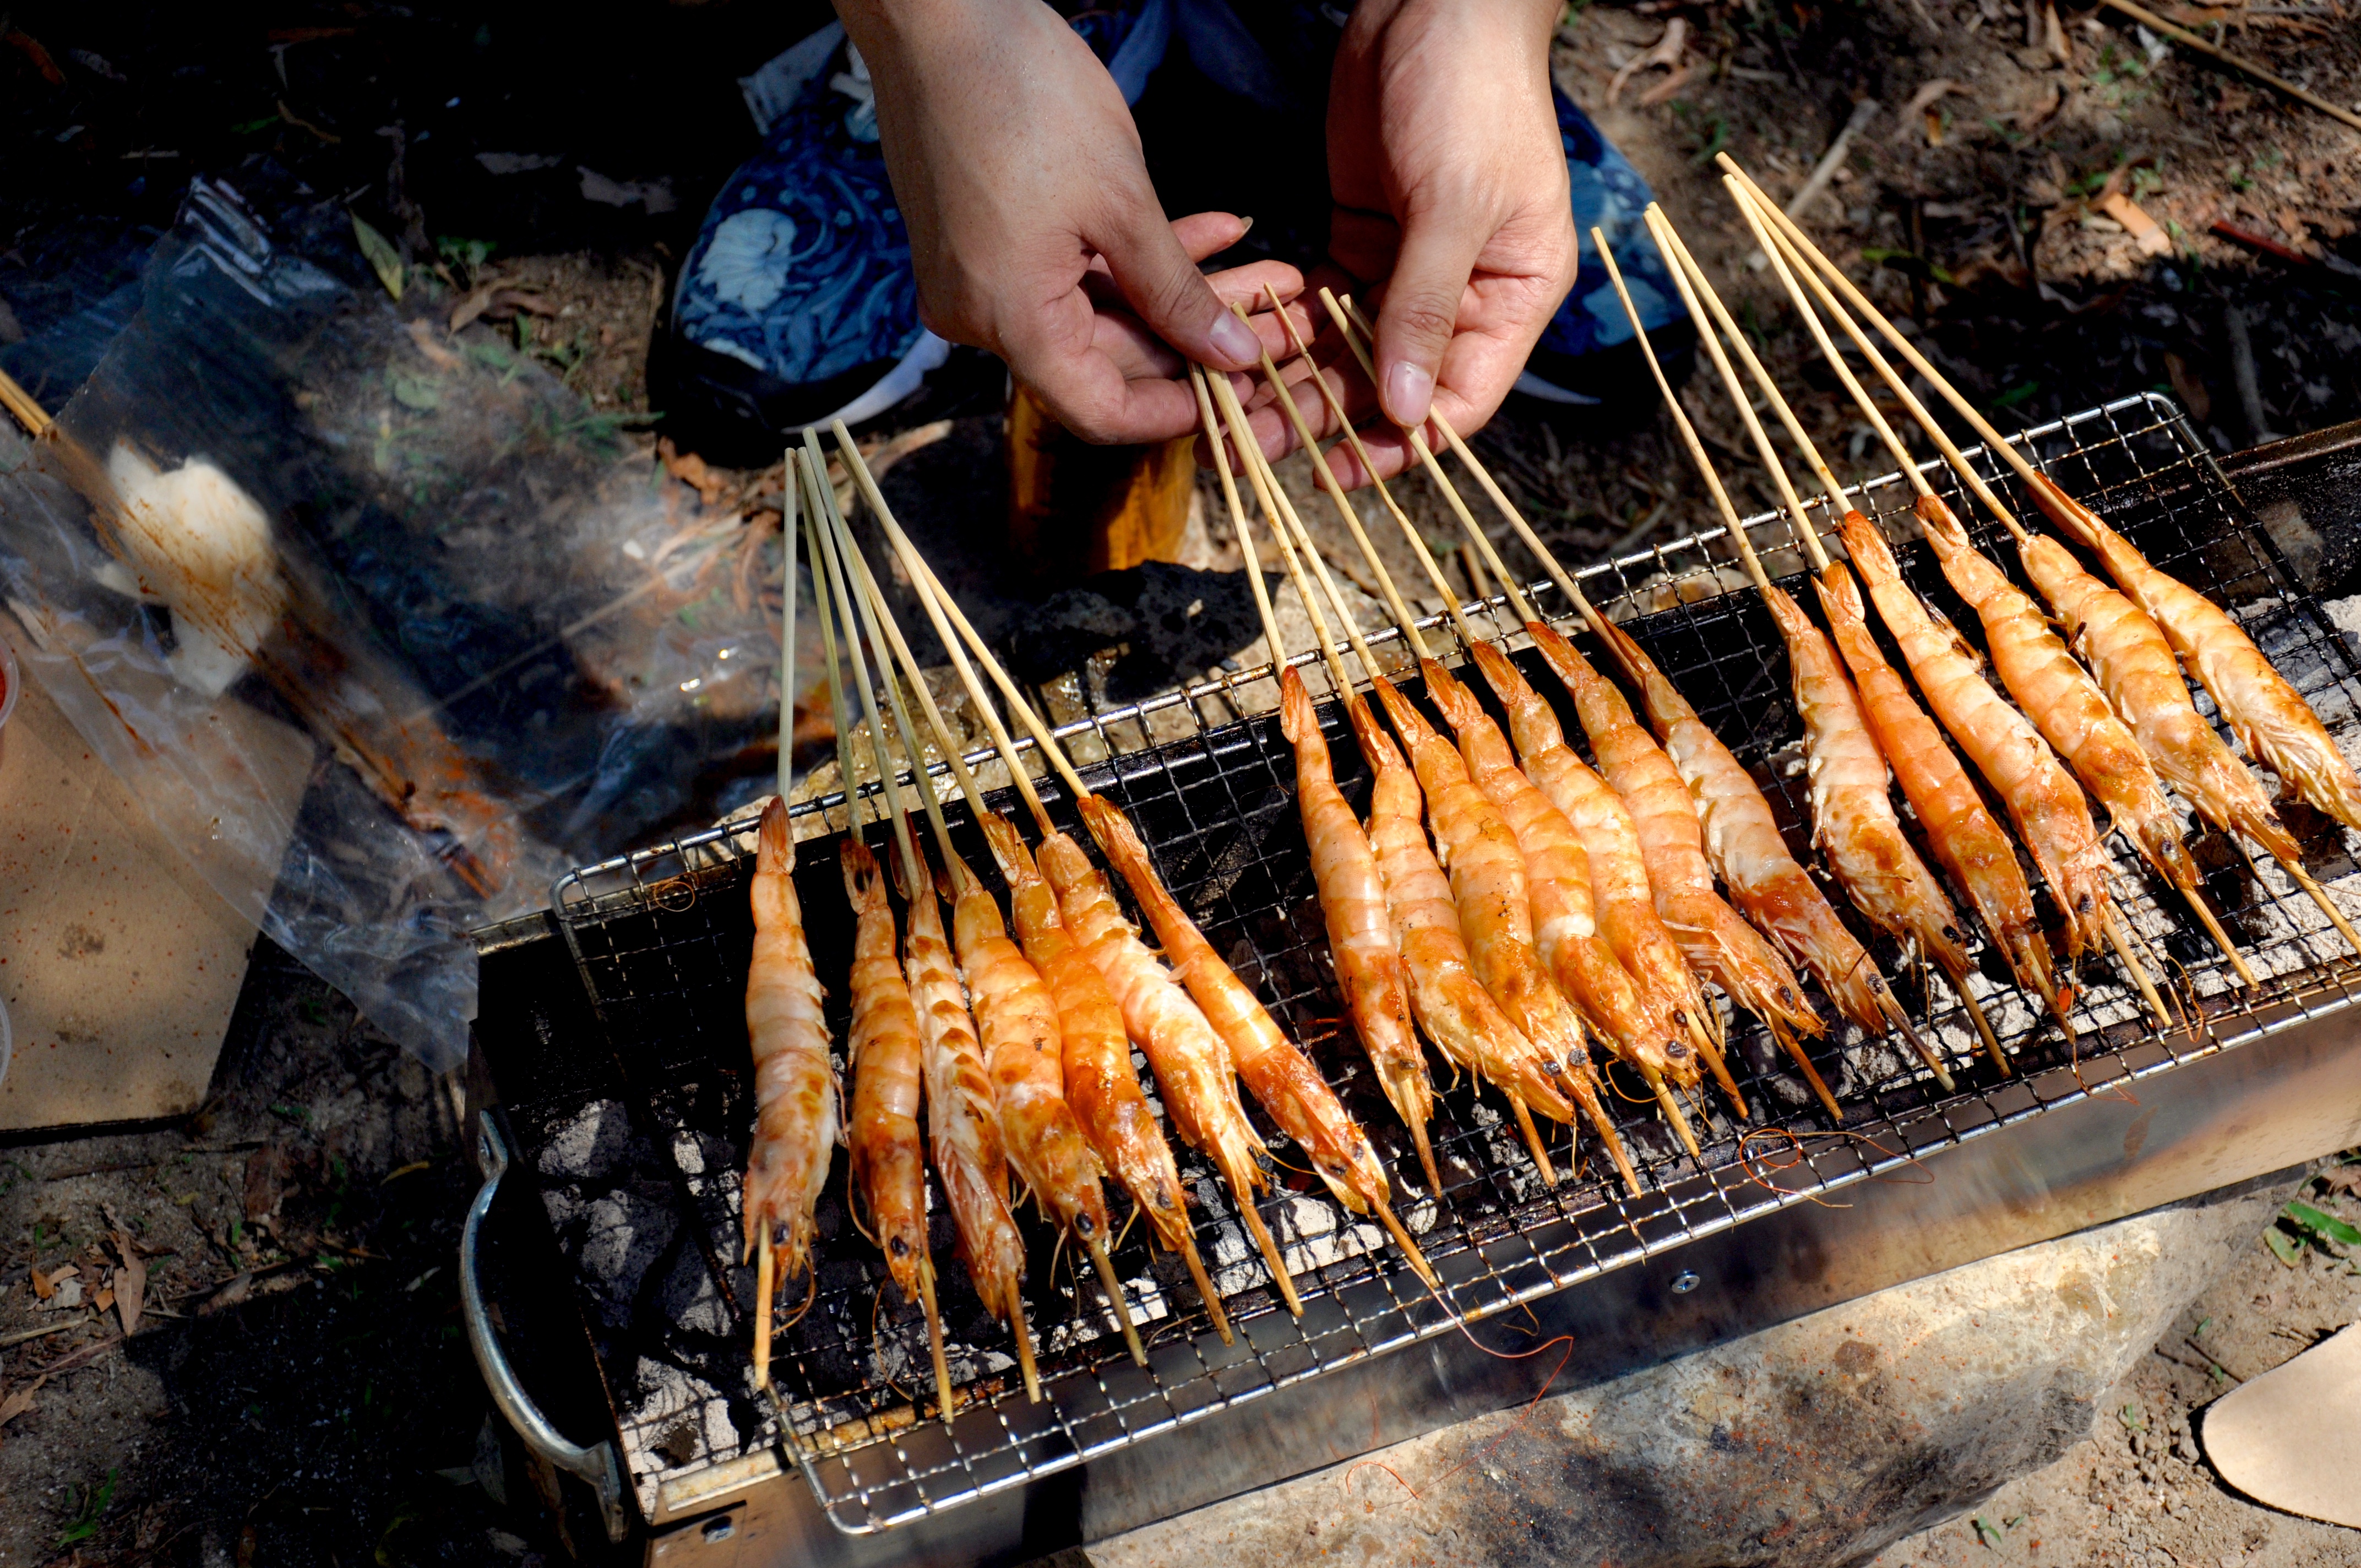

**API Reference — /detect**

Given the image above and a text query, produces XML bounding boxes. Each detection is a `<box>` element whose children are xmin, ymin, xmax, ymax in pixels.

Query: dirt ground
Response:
<box><xmin>4</xmin><ymin>0</ymin><xmax>2361</xmax><ymax>1562</ymax></box>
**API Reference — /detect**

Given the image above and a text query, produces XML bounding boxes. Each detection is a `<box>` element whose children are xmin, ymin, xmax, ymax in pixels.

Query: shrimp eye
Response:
<box><xmin>1869</xmin><ymin>975</ymin><xmax>1886</xmax><ymax>994</ymax></box>
<box><xmin>2077</xmin><ymin>892</ymin><xmax>2093</xmax><ymax>913</ymax></box>
<box><xmin>1942</xmin><ymin>925</ymin><xmax>1961</xmax><ymax>942</ymax></box>
<box><xmin>1541</xmin><ymin>1059</ymin><xmax>1563</xmax><ymax>1074</ymax></box>
<box><xmin>1075</xmin><ymin>1212</ymin><xmax>1096</xmax><ymax>1237</ymax></box>
<box><xmin>889</xmin><ymin>1237</ymin><xmax>909</xmax><ymax>1256</ymax></box>
<box><xmin>1669</xmin><ymin>1039</ymin><xmax>1691</xmax><ymax>1060</ymax></box>
<box><xmin>1779</xmin><ymin>986</ymin><xmax>1797</xmax><ymax>1005</ymax></box>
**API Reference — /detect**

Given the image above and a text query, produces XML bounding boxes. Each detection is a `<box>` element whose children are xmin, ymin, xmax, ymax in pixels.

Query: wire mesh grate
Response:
<box><xmin>534</xmin><ymin>393</ymin><xmax>2361</xmax><ymax>1534</ymax></box>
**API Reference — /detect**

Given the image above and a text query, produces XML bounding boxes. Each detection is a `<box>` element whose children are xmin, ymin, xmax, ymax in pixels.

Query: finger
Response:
<box><xmin>1090</xmin><ymin>308</ymin><xmax>1184</xmax><ymax>383</ymax></box>
<box><xmin>1370</xmin><ymin>203</ymin><xmax>1488</xmax><ymax>428</ymax></box>
<box><xmin>1091</xmin><ymin>200</ymin><xmax>1267</xmax><ymax>372</ymax></box>
<box><xmin>1170</xmin><ymin>211</ymin><xmax>1253</xmax><ymax>263</ymax></box>
<box><xmin>1007</xmin><ymin>290</ymin><xmax>1206</xmax><ymax>445</ymax></box>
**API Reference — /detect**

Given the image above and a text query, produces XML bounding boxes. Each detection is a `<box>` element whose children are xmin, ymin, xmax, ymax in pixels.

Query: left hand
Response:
<box><xmin>1225</xmin><ymin>0</ymin><xmax>1577</xmax><ymax>486</ymax></box>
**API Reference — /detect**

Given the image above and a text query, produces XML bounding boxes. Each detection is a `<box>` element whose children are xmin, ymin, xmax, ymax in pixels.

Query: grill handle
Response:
<box><xmin>461</xmin><ymin>1110</ymin><xmax>632</xmax><ymax>1544</ymax></box>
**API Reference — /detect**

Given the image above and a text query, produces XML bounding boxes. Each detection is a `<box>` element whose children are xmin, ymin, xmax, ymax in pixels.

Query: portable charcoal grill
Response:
<box><xmin>460</xmin><ymin>394</ymin><xmax>2361</xmax><ymax>1566</ymax></box>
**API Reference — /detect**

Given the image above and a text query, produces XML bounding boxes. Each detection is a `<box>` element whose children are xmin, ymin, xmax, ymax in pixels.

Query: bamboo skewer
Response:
<box><xmin>796</xmin><ymin>445</ymin><xmax>960</xmax><ymax>1423</ymax></box>
<box><xmin>1718</xmin><ymin>183</ymin><xmax>2261</xmax><ymax>1010</ymax></box>
<box><xmin>753</xmin><ymin>448</ymin><xmax>804</xmax><ymax>1396</ymax></box>
<box><xmin>799</xmin><ymin>441</ymin><xmax>1149</xmax><ymax>1371</ymax></box>
<box><xmin>828</xmin><ymin>430</ymin><xmax>1377</xmax><ymax>1309</ymax></box>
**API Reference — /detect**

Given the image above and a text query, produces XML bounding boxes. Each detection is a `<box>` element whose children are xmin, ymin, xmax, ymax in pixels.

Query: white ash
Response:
<box><xmin>576</xmin><ymin>1191</ymin><xmax>678</xmax><ymax>1329</ymax></box>
<box><xmin>657</xmin><ymin>1238</ymin><xmax>732</xmax><ymax>1338</ymax></box>
<box><xmin>535</xmin><ymin>1098</ymin><xmax>635</xmax><ymax>1182</ymax></box>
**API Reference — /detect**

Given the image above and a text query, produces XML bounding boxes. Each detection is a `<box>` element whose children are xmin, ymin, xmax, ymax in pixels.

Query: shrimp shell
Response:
<box><xmin>1080</xmin><ymin>795</ymin><xmax>1393</xmax><ymax>1216</ymax></box>
<box><xmin>1589</xmin><ymin>616</ymin><xmax>1890</xmax><ymax>1034</ymax></box>
<box><xmin>977</xmin><ymin>811</ymin><xmax>1194</xmax><ymax>1255</ymax></box>
<box><xmin>742</xmin><ymin>797</ymin><xmax>841</xmax><ymax>1271</ymax></box>
<box><xmin>840</xmin><ymin>839</ymin><xmax>929</xmax><ymax>1298</ymax></box>
<box><xmin>1038</xmin><ymin>831</ymin><xmax>1270</xmax><ymax>1206</ymax></box>
<box><xmin>2028</xmin><ymin>473</ymin><xmax>2361</xmax><ymax>832</ymax></box>
<box><xmin>2019</xmin><ymin>534</ymin><xmax>2299</xmax><ymax>864</ymax></box>
<box><xmin>1422</xmin><ymin>659</ymin><xmax>1690</xmax><ymax>1085</ymax></box>
<box><xmin>1528</xmin><ymin>620</ymin><xmax>1823</xmax><ymax>1040</ymax></box>
<box><xmin>946</xmin><ymin>852</ymin><xmax>1113</xmax><ymax>1245</ymax></box>
<box><xmin>1919</xmin><ymin>496</ymin><xmax>2202</xmax><ymax>896</ymax></box>
<box><xmin>1345</xmin><ymin>694</ymin><xmax>1578</xmax><ymax>1125</ymax></box>
<box><xmin>901</xmin><ymin>844</ymin><xmax>1025</xmax><ymax>1327</ymax></box>
<box><xmin>1817</xmin><ymin>563</ymin><xmax>2059</xmax><ymax>1006</ymax></box>
<box><xmin>1472</xmin><ymin>639</ymin><xmax>1721</xmax><ymax>1057</ymax></box>
<box><xmin>1838</xmin><ymin>509</ymin><xmax>2112</xmax><ymax>960</ymax></box>
<box><xmin>1278</xmin><ymin>671</ymin><xmax>1439</xmax><ymax>1188</ymax></box>
<box><xmin>1761</xmin><ymin>581</ymin><xmax>1972</xmax><ymax>985</ymax></box>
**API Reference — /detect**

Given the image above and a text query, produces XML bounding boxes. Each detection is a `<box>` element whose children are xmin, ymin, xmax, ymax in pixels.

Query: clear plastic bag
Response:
<box><xmin>0</xmin><ymin>180</ymin><xmax>810</xmax><ymax>1069</ymax></box>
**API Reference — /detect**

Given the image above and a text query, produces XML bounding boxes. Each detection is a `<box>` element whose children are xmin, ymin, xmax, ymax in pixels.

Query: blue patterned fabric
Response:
<box><xmin>1536</xmin><ymin>86</ymin><xmax>1685</xmax><ymax>363</ymax></box>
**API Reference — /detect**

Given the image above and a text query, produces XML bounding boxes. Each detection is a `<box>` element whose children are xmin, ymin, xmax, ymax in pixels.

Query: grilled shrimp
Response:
<box><xmin>1588</xmin><ymin>614</ymin><xmax>1894</xmax><ymax>1036</ymax></box>
<box><xmin>1528</xmin><ymin>620</ymin><xmax>1823</xmax><ymax>1043</ymax></box>
<box><xmin>1080</xmin><ymin>795</ymin><xmax>1397</xmax><ymax>1218</ymax></box>
<box><xmin>1470</xmin><ymin>640</ymin><xmax>1734</xmax><ymax>1084</ymax></box>
<box><xmin>840</xmin><ymin>840</ymin><xmax>929</xmax><ymax>1298</ymax></box>
<box><xmin>2030</xmin><ymin>474</ymin><xmax>2361</xmax><ymax>831</ymax></box>
<box><xmin>2019</xmin><ymin>534</ymin><xmax>2300</xmax><ymax>865</ymax></box>
<box><xmin>743</xmin><ymin>797</ymin><xmax>841</xmax><ymax>1271</ymax></box>
<box><xmin>1421</xmin><ymin>659</ymin><xmax>1691</xmax><ymax>1086</ymax></box>
<box><xmin>1918</xmin><ymin>497</ymin><xmax>2205</xmax><ymax>897</ymax></box>
<box><xmin>944</xmin><ymin>851</ymin><xmax>1113</xmax><ymax>1246</ymax></box>
<box><xmin>1838</xmin><ymin>509</ymin><xmax>2112</xmax><ymax>960</ymax></box>
<box><xmin>1369</xmin><ymin>676</ymin><xmax>1639</xmax><ymax>1191</ymax></box>
<box><xmin>1761</xmin><ymin>579</ymin><xmax>1976</xmax><ymax>1000</ymax></box>
<box><xmin>1344</xmin><ymin>695</ymin><xmax>1580</xmax><ymax>1131</ymax></box>
<box><xmin>975</xmin><ymin>812</ymin><xmax>1198</xmax><ymax>1256</ymax></box>
<box><xmin>1277</xmin><ymin>669</ymin><xmax>1440</xmax><ymax>1194</ymax></box>
<box><xmin>901</xmin><ymin>843</ymin><xmax>1026</xmax><ymax>1331</ymax></box>
<box><xmin>1817</xmin><ymin>563</ymin><xmax>2060</xmax><ymax>1011</ymax></box>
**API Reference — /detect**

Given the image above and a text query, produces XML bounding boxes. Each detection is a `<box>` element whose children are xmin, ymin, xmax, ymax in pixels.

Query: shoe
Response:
<box><xmin>1517</xmin><ymin>86</ymin><xmax>1693</xmax><ymax>406</ymax></box>
<box><xmin>669</xmin><ymin>3</ymin><xmax>1172</xmax><ymax>445</ymax></box>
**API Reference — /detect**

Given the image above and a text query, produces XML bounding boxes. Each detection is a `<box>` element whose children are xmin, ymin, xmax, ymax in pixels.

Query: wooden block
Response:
<box><xmin>0</xmin><ymin>623</ymin><xmax>298</xmax><ymax>1131</ymax></box>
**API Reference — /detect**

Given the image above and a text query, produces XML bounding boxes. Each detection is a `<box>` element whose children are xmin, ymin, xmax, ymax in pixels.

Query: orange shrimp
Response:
<box><xmin>840</xmin><ymin>840</ymin><xmax>929</xmax><ymax>1298</ymax></box>
<box><xmin>1079</xmin><ymin>796</ymin><xmax>1410</xmax><ymax>1228</ymax></box>
<box><xmin>1918</xmin><ymin>496</ymin><xmax>2208</xmax><ymax>902</ymax></box>
<box><xmin>899</xmin><ymin>842</ymin><xmax>1029</xmax><ymax>1360</ymax></box>
<box><xmin>1816</xmin><ymin>563</ymin><xmax>2061</xmax><ymax>1017</ymax></box>
<box><xmin>1277</xmin><ymin>669</ymin><xmax>1440</xmax><ymax>1195</ymax></box>
<box><xmin>742</xmin><ymin>798</ymin><xmax>841</xmax><ymax>1274</ymax></box>
<box><xmin>1038</xmin><ymin>827</ymin><xmax>1299</xmax><ymax>1314</ymax></box>
<box><xmin>1528</xmin><ymin>620</ymin><xmax>1826</xmax><ymax>1050</ymax></box>
<box><xmin>1369</xmin><ymin>676</ymin><xmax>1640</xmax><ymax>1193</ymax></box>
<box><xmin>1421</xmin><ymin>659</ymin><xmax>1691</xmax><ymax>1089</ymax></box>
<box><xmin>943</xmin><ymin>851</ymin><xmax>1112</xmax><ymax>1245</ymax></box>
<box><xmin>2029</xmin><ymin>474</ymin><xmax>2361</xmax><ymax>831</ymax></box>
<box><xmin>1838</xmin><ymin>509</ymin><xmax>2113</xmax><ymax>961</ymax></box>
<box><xmin>976</xmin><ymin>810</ymin><xmax>1231</xmax><ymax>1340</ymax></box>
<box><xmin>1587</xmin><ymin>613</ymin><xmax>1899</xmax><ymax>1038</ymax></box>
<box><xmin>1344</xmin><ymin>695</ymin><xmax>1581</xmax><ymax>1146</ymax></box>
<box><xmin>1468</xmin><ymin>639</ymin><xmax>1745</xmax><ymax>1111</ymax></box>
<box><xmin>2018</xmin><ymin>532</ymin><xmax>2300</xmax><ymax>865</ymax></box>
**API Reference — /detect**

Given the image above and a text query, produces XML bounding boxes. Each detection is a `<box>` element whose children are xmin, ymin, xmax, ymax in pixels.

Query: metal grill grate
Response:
<box><xmin>542</xmin><ymin>393</ymin><xmax>2361</xmax><ymax>1534</ymax></box>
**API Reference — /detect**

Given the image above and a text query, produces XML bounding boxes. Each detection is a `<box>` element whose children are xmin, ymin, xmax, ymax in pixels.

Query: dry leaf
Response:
<box><xmin>2164</xmin><ymin>351</ymin><xmax>2213</xmax><ymax>421</ymax></box>
<box><xmin>28</xmin><ymin>1267</ymin><xmax>52</xmax><ymax>1303</ymax></box>
<box><xmin>199</xmin><ymin>1273</ymin><xmax>254</xmax><ymax>1316</ymax></box>
<box><xmin>110</xmin><ymin>1232</ymin><xmax>146</xmax><ymax>1338</ymax></box>
<box><xmin>448</xmin><ymin>275</ymin><xmax>509</xmax><ymax>333</ymax></box>
<box><xmin>1891</xmin><ymin>78</ymin><xmax>1962</xmax><ymax>141</ymax></box>
<box><xmin>95</xmin><ymin>1287</ymin><xmax>116</xmax><ymax>1313</ymax></box>
<box><xmin>658</xmin><ymin>438</ymin><xmax>730</xmax><ymax>508</ymax></box>
<box><xmin>349</xmin><ymin>211</ymin><xmax>405</xmax><ymax>302</ymax></box>
<box><xmin>2098</xmin><ymin>192</ymin><xmax>2173</xmax><ymax>256</ymax></box>
<box><xmin>0</xmin><ymin>1375</ymin><xmax>44</xmax><ymax>1430</ymax></box>
<box><xmin>244</xmin><ymin>1144</ymin><xmax>288</xmax><ymax>1224</ymax></box>
<box><xmin>1608</xmin><ymin>17</ymin><xmax>1689</xmax><ymax>105</ymax></box>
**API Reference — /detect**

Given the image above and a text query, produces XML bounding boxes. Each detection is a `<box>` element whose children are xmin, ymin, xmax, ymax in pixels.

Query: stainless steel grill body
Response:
<box><xmin>470</xmin><ymin>398</ymin><xmax>2361</xmax><ymax>1565</ymax></box>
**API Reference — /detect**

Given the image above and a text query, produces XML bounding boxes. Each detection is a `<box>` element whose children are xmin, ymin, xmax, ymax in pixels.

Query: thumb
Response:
<box><xmin>1095</xmin><ymin>205</ymin><xmax>1265</xmax><ymax>371</ymax></box>
<box><xmin>1373</xmin><ymin>207</ymin><xmax>1486</xmax><ymax>428</ymax></box>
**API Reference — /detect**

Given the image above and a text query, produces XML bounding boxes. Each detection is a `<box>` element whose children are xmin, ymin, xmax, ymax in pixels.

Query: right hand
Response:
<box><xmin>840</xmin><ymin>0</ymin><xmax>1305</xmax><ymax>444</ymax></box>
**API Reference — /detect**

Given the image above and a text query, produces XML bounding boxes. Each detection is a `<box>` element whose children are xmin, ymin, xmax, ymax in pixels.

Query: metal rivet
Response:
<box><xmin>1670</xmin><ymin>1269</ymin><xmax>1701</xmax><ymax>1295</ymax></box>
<box><xmin>702</xmin><ymin>1516</ymin><xmax>737</xmax><ymax>1543</ymax></box>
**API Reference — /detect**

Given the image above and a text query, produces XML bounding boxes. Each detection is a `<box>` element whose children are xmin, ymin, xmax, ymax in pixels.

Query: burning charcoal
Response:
<box><xmin>657</xmin><ymin>1238</ymin><xmax>732</xmax><ymax>1340</ymax></box>
<box><xmin>536</xmin><ymin>1099</ymin><xmax>636</xmax><ymax>1183</ymax></box>
<box><xmin>576</xmin><ymin>1190</ymin><xmax>678</xmax><ymax>1330</ymax></box>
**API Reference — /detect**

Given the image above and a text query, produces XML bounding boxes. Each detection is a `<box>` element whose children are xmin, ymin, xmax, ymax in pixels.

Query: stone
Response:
<box><xmin>1086</xmin><ymin>1184</ymin><xmax>2282</xmax><ymax>1568</ymax></box>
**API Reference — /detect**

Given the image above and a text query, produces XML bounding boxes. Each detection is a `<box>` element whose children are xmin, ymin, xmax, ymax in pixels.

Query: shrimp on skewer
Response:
<box><xmin>1467</xmin><ymin>640</ymin><xmax>1750</xmax><ymax>1113</ymax></box>
<box><xmin>1638</xmin><ymin>208</ymin><xmax>2004</xmax><ymax>1075</ymax></box>
<box><xmin>1917</xmin><ymin>497</ymin><xmax>2257</xmax><ymax>987</ymax></box>
<box><xmin>837</xmin><ymin>423</ymin><xmax>1435</xmax><ymax>1298</ymax></box>
<box><xmin>1529</xmin><ymin>619</ymin><xmax>1840</xmax><ymax>1119</ymax></box>
<box><xmin>743</xmin><ymin>796</ymin><xmax>842</xmax><ymax>1387</ymax></box>
<box><xmin>1720</xmin><ymin>156</ymin><xmax>2361</xmax><ymax>836</ymax></box>
<box><xmin>978</xmin><ymin>810</ymin><xmax>1233</xmax><ymax>1344</ymax></box>
<box><xmin>1198</xmin><ymin>365</ymin><xmax>1441</xmax><ymax>1196</ymax></box>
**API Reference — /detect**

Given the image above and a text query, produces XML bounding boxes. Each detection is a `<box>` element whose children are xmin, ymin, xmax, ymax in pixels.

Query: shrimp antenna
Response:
<box><xmin>835</xmin><ymin>418</ymin><xmax>1438</xmax><ymax>1297</ymax></box>
<box><xmin>801</xmin><ymin>442</ymin><xmax>958</xmax><ymax>1424</ymax></box>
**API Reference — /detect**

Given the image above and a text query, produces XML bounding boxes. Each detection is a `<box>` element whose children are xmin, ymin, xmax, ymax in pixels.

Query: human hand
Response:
<box><xmin>839</xmin><ymin>0</ymin><xmax>1309</xmax><ymax>444</ymax></box>
<box><xmin>1227</xmin><ymin>0</ymin><xmax>1576</xmax><ymax>485</ymax></box>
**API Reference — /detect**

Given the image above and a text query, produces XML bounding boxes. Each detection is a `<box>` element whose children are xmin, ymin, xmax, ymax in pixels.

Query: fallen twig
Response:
<box><xmin>2096</xmin><ymin>0</ymin><xmax>2361</xmax><ymax>132</ymax></box>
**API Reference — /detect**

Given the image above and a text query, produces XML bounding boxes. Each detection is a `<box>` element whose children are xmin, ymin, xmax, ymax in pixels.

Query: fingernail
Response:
<box><xmin>1383</xmin><ymin>361</ymin><xmax>1434</xmax><ymax>427</ymax></box>
<box><xmin>1236</xmin><ymin>215</ymin><xmax>1255</xmax><ymax>236</ymax></box>
<box><xmin>1209</xmin><ymin>311</ymin><xmax>1261</xmax><ymax>367</ymax></box>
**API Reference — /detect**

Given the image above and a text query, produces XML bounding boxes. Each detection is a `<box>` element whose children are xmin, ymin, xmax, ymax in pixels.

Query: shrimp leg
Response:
<box><xmin>743</xmin><ymin>798</ymin><xmax>842</xmax><ymax>1388</ymax></box>
<box><xmin>978</xmin><ymin>810</ymin><xmax>1232</xmax><ymax>1344</ymax></box>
